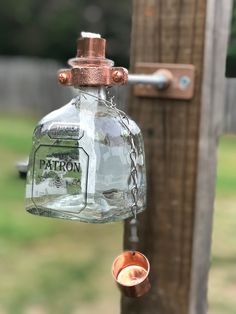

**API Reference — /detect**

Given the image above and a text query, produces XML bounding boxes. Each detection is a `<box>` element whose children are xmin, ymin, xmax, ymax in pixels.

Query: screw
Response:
<box><xmin>58</xmin><ymin>72</ymin><xmax>69</xmax><ymax>84</ymax></box>
<box><xmin>112</xmin><ymin>70</ymin><xmax>124</xmax><ymax>83</ymax></box>
<box><xmin>179</xmin><ymin>75</ymin><xmax>191</xmax><ymax>89</ymax></box>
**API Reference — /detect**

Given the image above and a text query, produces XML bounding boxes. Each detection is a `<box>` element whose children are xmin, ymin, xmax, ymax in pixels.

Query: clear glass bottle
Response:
<box><xmin>25</xmin><ymin>34</ymin><xmax>146</xmax><ymax>223</ymax></box>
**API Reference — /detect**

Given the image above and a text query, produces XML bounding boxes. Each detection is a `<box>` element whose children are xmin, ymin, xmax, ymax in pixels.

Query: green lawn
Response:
<box><xmin>0</xmin><ymin>115</ymin><xmax>235</xmax><ymax>314</ymax></box>
<box><xmin>208</xmin><ymin>136</ymin><xmax>236</xmax><ymax>314</ymax></box>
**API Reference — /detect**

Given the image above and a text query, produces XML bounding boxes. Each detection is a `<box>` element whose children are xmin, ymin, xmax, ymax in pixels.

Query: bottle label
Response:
<box><xmin>48</xmin><ymin>122</ymin><xmax>84</xmax><ymax>140</ymax></box>
<box><xmin>39</xmin><ymin>159</ymin><xmax>81</xmax><ymax>172</ymax></box>
<box><xmin>31</xmin><ymin>144</ymin><xmax>89</xmax><ymax>212</ymax></box>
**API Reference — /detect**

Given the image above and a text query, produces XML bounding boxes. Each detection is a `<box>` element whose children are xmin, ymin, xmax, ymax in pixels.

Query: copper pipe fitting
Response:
<box><xmin>77</xmin><ymin>37</ymin><xmax>106</xmax><ymax>58</ymax></box>
<box><xmin>112</xmin><ymin>251</ymin><xmax>151</xmax><ymax>298</ymax></box>
<box><xmin>57</xmin><ymin>33</ymin><xmax>128</xmax><ymax>87</ymax></box>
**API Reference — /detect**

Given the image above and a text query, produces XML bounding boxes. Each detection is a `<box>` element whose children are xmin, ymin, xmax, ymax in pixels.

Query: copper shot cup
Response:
<box><xmin>112</xmin><ymin>251</ymin><xmax>151</xmax><ymax>298</ymax></box>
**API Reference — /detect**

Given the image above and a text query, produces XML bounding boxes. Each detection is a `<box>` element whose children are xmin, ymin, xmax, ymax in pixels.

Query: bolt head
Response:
<box><xmin>58</xmin><ymin>72</ymin><xmax>68</xmax><ymax>84</ymax></box>
<box><xmin>112</xmin><ymin>70</ymin><xmax>124</xmax><ymax>82</ymax></box>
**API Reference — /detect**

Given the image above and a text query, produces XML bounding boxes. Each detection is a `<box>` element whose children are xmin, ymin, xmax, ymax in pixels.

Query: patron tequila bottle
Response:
<box><xmin>25</xmin><ymin>33</ymin><xmax>146</xmax><ymax>223</ymax></box>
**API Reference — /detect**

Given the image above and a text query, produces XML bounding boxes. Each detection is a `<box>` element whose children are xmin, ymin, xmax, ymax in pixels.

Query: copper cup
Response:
<box><xmin>112</xmin><ymin>251</ymin><xmax>151</xmax><ymax>298</ymax></box>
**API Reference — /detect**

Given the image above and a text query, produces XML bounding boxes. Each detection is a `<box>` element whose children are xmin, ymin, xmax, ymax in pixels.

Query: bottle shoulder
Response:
<box><xmin>33</xmin><ymin>98</ymin><xmax>142</xmax><ymax>142</ymax></box>
<box><xmin>33</xmin><ymin>100</ymin><xmax>78</xmax><ymax>138</ymax></box>
<box><xmin>39</xmin><ymin>100</ymin><xmax>77</xmax><ymax>125</ymax></box>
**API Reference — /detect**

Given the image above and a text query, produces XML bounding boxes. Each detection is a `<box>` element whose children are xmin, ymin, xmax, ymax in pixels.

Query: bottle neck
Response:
<box><xmin>76</xmin><ymin>86</ymin><xmax>108</xmax><ymax>102</ymax></box>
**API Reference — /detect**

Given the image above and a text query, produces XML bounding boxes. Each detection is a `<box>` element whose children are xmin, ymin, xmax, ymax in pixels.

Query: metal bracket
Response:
<box><xmin>130</xmin><ymin>62</ymin><xmax>195</xmax><ymax>100</ymax></box>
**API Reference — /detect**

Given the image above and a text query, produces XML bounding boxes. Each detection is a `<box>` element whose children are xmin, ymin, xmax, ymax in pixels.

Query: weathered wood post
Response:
<box><xmin>122</xmin><ymin>1</ymin><xmax>232</xmax><ymax>314</ymax></box>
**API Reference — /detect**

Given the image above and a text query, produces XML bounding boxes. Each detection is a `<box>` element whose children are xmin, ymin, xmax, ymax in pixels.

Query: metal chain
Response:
<box><xmin>104</xmin><ymin>93</ymin><xmax>140</xmax><ymax>250</ymax></box>
<box><xmin>77</xmin><ymin>88</ymin><xmax>140</xmax><ymax>249</ymax></box>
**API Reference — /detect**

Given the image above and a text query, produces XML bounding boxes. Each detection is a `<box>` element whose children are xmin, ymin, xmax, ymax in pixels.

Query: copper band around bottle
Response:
<box><xmin>58</xmin><ymin>67</ymin><xmax>128</xmax><ymax>87</ymax></box>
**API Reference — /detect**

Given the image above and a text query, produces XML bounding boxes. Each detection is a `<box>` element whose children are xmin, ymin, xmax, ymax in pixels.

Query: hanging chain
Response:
<box><xmin>77</xmin><ymin>89</ymin><xmax>140</xmax><ymax>249</ymax></box>
<box><xmin>106</xmin><ymin>94</ymin><xmax>139</xmax><ymax>250</ymax></box>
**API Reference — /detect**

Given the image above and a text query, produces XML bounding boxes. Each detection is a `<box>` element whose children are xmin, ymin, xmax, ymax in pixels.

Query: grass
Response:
<box><xmin>0</xmin><ymin>115</ymin><xmax>235</xmax><ymax>313</ymax></box>
<box><xmin>208</xmin><ymin>135</ymin><xmax>236</xmax><ymax>314</ymax></box>
<box><xmin>215</xmin><ymin>136</ymin><xmax>236</xmax><ymax>197</ymax></box>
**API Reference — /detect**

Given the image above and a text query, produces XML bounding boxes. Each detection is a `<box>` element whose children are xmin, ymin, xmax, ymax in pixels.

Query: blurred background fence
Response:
<box><xmin>0</xmin><ymin>58</ymin><xmax>74</xmax><ymax>116</ymax></box>
<box><xmin>225</xmin><ymin>79</ymin><xmax>236</xmax><ymax>133</ymax></box>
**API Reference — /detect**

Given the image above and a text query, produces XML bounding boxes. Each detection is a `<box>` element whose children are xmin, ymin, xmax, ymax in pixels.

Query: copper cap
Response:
<box><xmin>112</xmin><ymin>251</ymin><xmax>151</xmax><ymax>298</ymax></box>
<box><xmin>77</xmin><ymin>37</ymin><xmax>106</xmax><ymax>58</ymax></box>
<box><xmin>58</xmin><ymin>32</ymin><xmax>128</xmax><ymax>87</ymax></box>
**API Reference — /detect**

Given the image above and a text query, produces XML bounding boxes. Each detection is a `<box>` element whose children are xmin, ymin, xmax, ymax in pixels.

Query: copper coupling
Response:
<box><xmin>58</xmin><ymin>34</ymin><xmax>128</xmax><ymax>87</ymax></box>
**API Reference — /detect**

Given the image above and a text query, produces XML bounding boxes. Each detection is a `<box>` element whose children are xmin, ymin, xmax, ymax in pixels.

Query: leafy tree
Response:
<box><xmin>226</xmin><ymin>0</ymin><xmax>236</xmax><ymax>77</ymax></box>
<box><xmin>0</xmin><ymin>0</ymin><xmax>131</xmax><ymax>67</ymax></box>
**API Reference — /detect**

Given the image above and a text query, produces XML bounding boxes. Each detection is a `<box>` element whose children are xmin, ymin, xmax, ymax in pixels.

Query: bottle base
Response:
<box><xmin>26</xmin><ymin>191</ymin><xmax>145</xmax><ymax>223</ymax></box>
<box><xmin>26</xmin><ymin>205</ymin><xmax>144</xmax><ymax>223</ymax></box>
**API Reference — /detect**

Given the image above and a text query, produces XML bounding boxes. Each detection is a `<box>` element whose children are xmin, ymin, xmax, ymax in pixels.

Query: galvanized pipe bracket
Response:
<box><xmin>130</xmin><ymin>62</ymin><xmax>195</xmax><ymax>100</ymax></box>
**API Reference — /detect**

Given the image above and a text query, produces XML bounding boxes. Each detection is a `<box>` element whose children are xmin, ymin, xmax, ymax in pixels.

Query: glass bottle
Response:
<box><xmin>25</xmin><ymin>33</ymin><xmax>146</xmax><ymax>223</ymax></box>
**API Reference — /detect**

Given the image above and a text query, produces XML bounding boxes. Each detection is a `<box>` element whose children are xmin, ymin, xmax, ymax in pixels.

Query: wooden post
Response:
<box><xmin>122</xmin><ymin>1</ymin><xmax>232</xmax><ymax>314</ymax></box>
